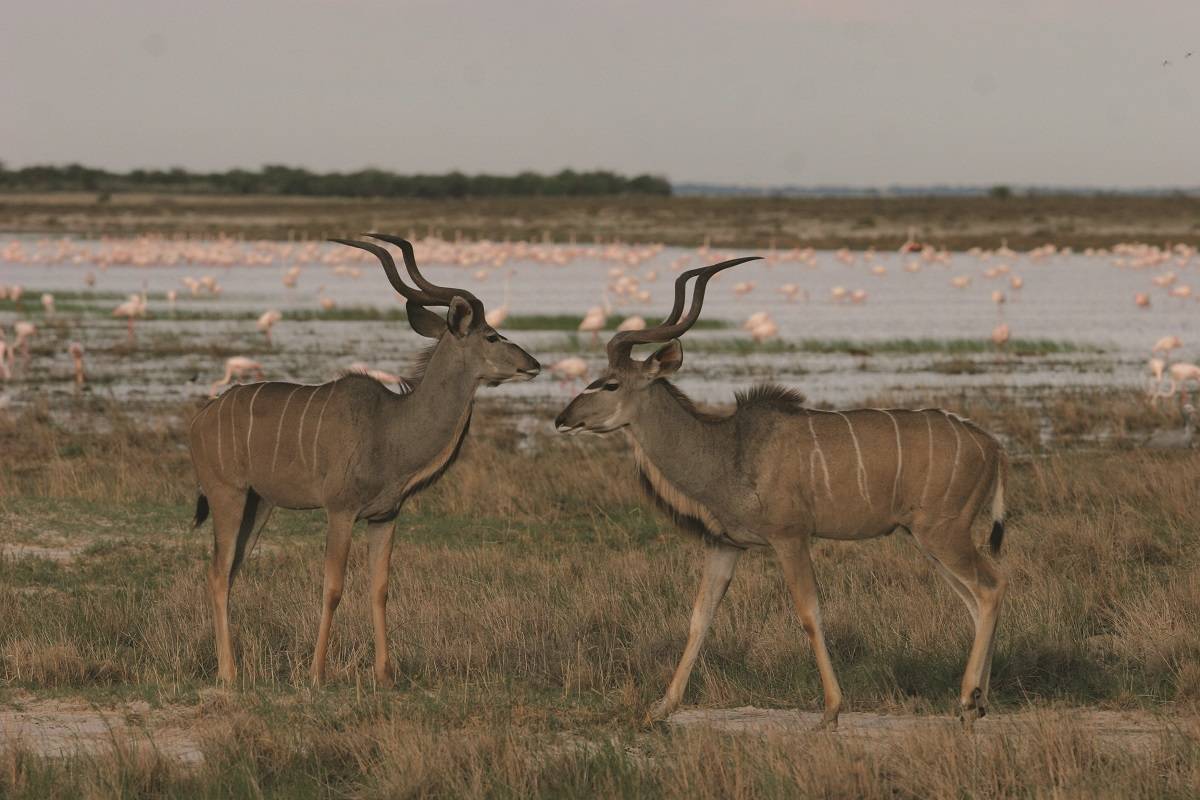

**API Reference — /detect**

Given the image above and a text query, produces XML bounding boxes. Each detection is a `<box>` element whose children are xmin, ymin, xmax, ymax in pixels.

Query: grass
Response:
<box><xmin>4</xmin><ymin>192</ymin><xmax>1200</xmax><ymax>249</ymax></box>
<box><xmin>1</xmin><ymin>393</ymin><xmax>1198</xmax><ymax>796</ymax></box>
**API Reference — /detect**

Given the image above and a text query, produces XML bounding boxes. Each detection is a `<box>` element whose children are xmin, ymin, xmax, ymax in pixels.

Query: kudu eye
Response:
<box><xmin>485</xmin><ymin>333</ymin><xmax>500</xmax><ymax>343</ymax></box>
<box><xmin>602</xmin><ymin>382</ymin><xmax>620</xmax><ymax>391</ymax></box>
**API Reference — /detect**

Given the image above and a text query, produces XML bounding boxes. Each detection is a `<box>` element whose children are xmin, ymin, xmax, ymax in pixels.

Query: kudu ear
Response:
<box><xmin>644</xmin><ymin>339</ymin><xmax>684</xmax><ymax>378</ymax></box>
<box><xmin>406</xmin><ymin>302</ymin><xmax>446</xmax><ymax>339</ymax></box>
<box><xmin>446</xmin><ymin>296</ymin><xmax>474</xmax><ymax>338</ymax></box>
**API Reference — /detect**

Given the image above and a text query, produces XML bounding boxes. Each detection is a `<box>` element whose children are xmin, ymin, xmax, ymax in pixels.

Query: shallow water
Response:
<box><xmin>1</xmin><ymin>238</ymin><xmax>1196</xmax><ymax>407</ymax></box>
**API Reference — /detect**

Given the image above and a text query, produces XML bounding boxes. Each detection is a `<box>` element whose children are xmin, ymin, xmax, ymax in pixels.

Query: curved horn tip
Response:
<box><xmin>364</xmin><ymin>232</ymin><xmax>413</xmax><ymax>247</ymax></box>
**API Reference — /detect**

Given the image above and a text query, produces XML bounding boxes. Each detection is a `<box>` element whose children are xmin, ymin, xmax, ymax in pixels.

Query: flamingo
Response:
<box><xmin>13</xmin><ymin>321</ymin><xmax>36</xmax><ymax>359</ymax></box>
<box><xmin>732</xmin><ymin>281</ymin><xmax>756</xmax><ymax>297</ymax></box>
<box><xmin>485</xmin><ymin>270</ymin><xmax>514</xmax><ymax>328</ymax></box>
<box><xmin>8</xmin><ymin>285</ymin><xmax>22</xmax><ymax>305</ymax></box>
<box><xmin>68</xmin><ymin>342</ymin><xmax>86</xmax><ymax>389</ymax></box>
<box><xmin>750</xmin><ymin>316</ymin><xmax>779</xmax><ymax>343</ymax></box>
<box><xmin>1148</xmin><ymin>357</ymin><xmax>1169</xmax><ymax>404</ymax></box>
<box><xmin>578</xmin><ymin>297</ymin><xmax>609</xmax><ymax>343</ymax></box>
<box><xmin>319</xmin><ymin>297</ymin><xmax>336</xmax><ymax>311</ymax></box>
<box><xmin>345</xmin><ymin>362</ymin><xmax>413</xmax><ymax>393</ymax></box>
<box><xmin>0</xmin><ymin>335</ymin><xmax>9</xmax><ymax>381</ymax></box>
<box><xmin>166</xmin><ymin>289</ymin><xmax>178</xmax><ymax>310</ymax></box>
<box><xmin>548</xmin><ymin>356</ymin><xmax>589</xmax><ymax>387</ymax></box>
<box><xmin>256</xmin><ymin>309</ymin><xmax>283</xmax><ymax>345</ymax></box>
<box><xmin>209</xmin><ymin>356</ymin><xmax>265</xmax><ymax>397</ymax></box>
<box><xmin>616</xmin><ymin>315</ymin><xmax>647</xmax><ymax>332</ymax></box>
<box><xmin>899</xmin><ymin>227</ymin><xmax>922</xmax><ymax>253</ymax></box>
<box><xmin>41</xmin><ymin>293</ymin><xmax>55</xmax><ymax>315</ymax></box>
<box><xmin>1164</xmin><ymin>362</ymin><xmax>1200</xmax><ymax>405</ymax></box>
<box><xmin>1135</xmin><ymin>292</ymin><xmax>1151</xmax><ymax>308</ymax></box>
<box><xmin>112</xmin><ymin>293</ymin><xmax>146</xmax><ymax>343</ymax></box>
<box><xmin>992</xmin><ymin>323</ymin><xmax>1011</xmax><ymax>347</ymax></box>
<box><xmin>778</xmin><ymin>283</ymin><xmax>805</xmax><ymax>302</ymax></box>
<box><xmin>1152</xmin><ymin>335</ymin><xmax>1183</xmax><ymax>357</ymax></box>
<box><xmin>742</xmin><ymin>311</ymin><xmax>771</xmax><ymax>331</ymax></box>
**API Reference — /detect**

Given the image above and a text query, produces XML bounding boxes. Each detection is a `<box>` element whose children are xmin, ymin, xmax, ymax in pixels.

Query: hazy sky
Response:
<box><xmin>3</xmin><ymin>1</ymin><xmax>1197</xmax><ymax>187</ymax></box>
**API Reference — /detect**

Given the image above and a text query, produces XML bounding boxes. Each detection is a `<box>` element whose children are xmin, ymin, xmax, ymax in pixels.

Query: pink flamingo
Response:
<box><xmin>1152</xmin><ymin>335</ymin><xmax>1183</xmax><ymax>358</ymax></box>
<box><xmin>548</xmin><ymin>356</ymin><xmax>589</xmax><ymax>388</ymax></box>
<box><xmin>345</xmin><ymin>362</ymin><xmax>413</xmax><ymax>393</ymax></box>
<box><xmin>616</xmin><ymin>315</ymin><xmax>647</xmax><ymax>332</ymax></box>
<box><xmin>209</xmin><ymin>356</ymin><xmax>265</xmax><ymax>397</ymax></box>
<box><xmin>256</xmin><ymin>309</ymin><xmax>283</xmax><ymax>345</ymax></box>
<box><xmin>113</xmin><ymin>294</ymin><xmax>146</xmax><ymax>343</ymax></box>
<box><xmin>992</xmin><ymin>323</ymin><xmax>1011</xmax><ymax>347</ymax></box>
<box><xmin>68</xmin><ymin>342</ymin><xmax>86</xmax><ymax>389</ymax></box>
<box><xmin>13</xmin><ymin>321</ymin><xmax>36</xmax><ymax>361</ymax></box>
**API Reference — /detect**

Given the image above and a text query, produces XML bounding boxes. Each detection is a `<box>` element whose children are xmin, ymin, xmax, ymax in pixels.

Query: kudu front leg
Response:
<box><xmin>771</xmin><ymin>535</ymin><xmax>843</xmax><ymax>731</ymax></box>
<box><xmin>645</xmin><ymin>543</ymin><xmax>742</xmax><ymax>726</ymax></box>
<box><xmin>311</xmin><ymin>511</ymin><xmax>355</xmax><ymax>686</ymax></box>
<box><xmin>366</xmin><ymin>519</ymin><xmax>397</xmax><ymax>686</ymax></box>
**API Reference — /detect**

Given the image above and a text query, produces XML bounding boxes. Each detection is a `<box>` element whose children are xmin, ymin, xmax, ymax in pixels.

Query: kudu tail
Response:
<box><xmin>988</xmin><ymin>455</ymin><xmax>1007</xmax><ymax>557</ymax></box>
<box><xmin>193</xmin><ymin>493</ymin><xmax>210</xmax><ymax>528</ymax></box>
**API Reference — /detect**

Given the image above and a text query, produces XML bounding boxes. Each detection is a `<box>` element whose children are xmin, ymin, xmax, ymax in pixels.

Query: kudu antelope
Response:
<box><xmin>188</xmin><ymin>234</ymin><xmax>540</xmax><ymax>686</ymax></box>
<box><xmin>555</xmin><ymin>259</ymin><xmax>1008</xmax><ymax>730</ymax></box>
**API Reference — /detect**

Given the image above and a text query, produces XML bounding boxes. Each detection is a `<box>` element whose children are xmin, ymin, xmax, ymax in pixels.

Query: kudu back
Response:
<box><xmin>556</xmin><ymin>258</ymin><xmax>1008</xmax><ymax>730</ymax></box>
<box><xmin>188</xmin><ymin>234</ymin><xmax>539</xmax><ymax>686</ymax></box>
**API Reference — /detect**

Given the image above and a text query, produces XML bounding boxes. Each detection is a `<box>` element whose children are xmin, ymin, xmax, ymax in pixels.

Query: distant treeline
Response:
<box><xmin>0</xmin><ymin>162</ymin><xmax>672</xmax><ymax>198</ymax></box>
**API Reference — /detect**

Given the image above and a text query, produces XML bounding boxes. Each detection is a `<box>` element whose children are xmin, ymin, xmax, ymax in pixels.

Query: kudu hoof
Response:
<box><xmin>642</xmin><ymin>699</ymin><xmax>675</xmax><ymax>728</ymax></box>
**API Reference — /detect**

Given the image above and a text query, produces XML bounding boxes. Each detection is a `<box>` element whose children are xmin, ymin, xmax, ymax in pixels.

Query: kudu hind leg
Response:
<box><xmin>229</xmin><ymin>490</ymin><xmax>275</xmax><ymax>584</ymax></box>
<box><xmin>914</xmin><ymin>524</ymin><xmax>1006</xmax><ymax>724</ymax></box>
<box><xmin>366</xmin><ymin>520</ymin><xmax>397</xmax><ymax>686</ymax></box>
<box><xmin>311</xmin><ymin>511</ymin><xmax>355</xmax><ymax>685</ymax></box>
<box><xmin>207</xmin><ymin>487</ymin><xmax>249</xmax><ymax>684</ymax></box>
<box><xmin>772</xmin><ymin>536</ymin><xmax>843</xmax><ymax>731</ymax></box>
<box><xmin>645</xmin><ymin>543</ymin><xmax>742</xmax><ymax>725</ymax></box>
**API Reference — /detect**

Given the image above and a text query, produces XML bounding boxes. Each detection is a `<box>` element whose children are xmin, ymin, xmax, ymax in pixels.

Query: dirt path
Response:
<box><xmin>0</xmin><ymin>695</ymin><xmax>204</xmax><ymax>765</ymax></box>
<box><xmin>667</xmin><ymin>706</ymin><xmax>1190</xmax><ymax>754</ymax></box>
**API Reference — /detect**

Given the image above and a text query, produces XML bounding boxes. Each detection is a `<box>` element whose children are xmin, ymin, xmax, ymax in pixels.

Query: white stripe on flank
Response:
<box><xmin>837</xmin><ymin>411</ymin><xmax>871</xmax><ymax>506</ymax></box>
<box><xmin>214</xmin><ymin>389</ymin><xmax>232</xmax><ymax>476</ymax></box>
<box><xmin>272</xmin><ymin>385</ymin><xmax>303</xmax><ymax>475</ymax></box>
<box><xmin>920</xmin><ymin>410</ymin><xmax>935</xmax><ymax>508</ymax></box>
<box><xmin>296</xmin><ymin>386</ymin><xmax>321</xmax><ymax>469</ymax></box>
<box><xmin>962</xmin><ymin>422</ymin><xmax>988</xmax><ymax>462</ymax></box>
<box><xmin>942</xmin><ymin>411</ymin><xmax>962</xmax><ymax>502</ymax></box>
<box><xmin>311</xmin><ymin>382</ymin><xmax>337</xmax><ymax>474</ymax></box>
<box><xmin>807</xmin><ymin>414</ymin><xmax>833</xmax><ymax>502</ymax></box>
<box><xmin>245</xmin><ymin>383</ymin><xmax>267</xmax><ymax>474</ymax></box>
<box><xmin>881</xmin><ymin>410</ymin><xmax>903</xmax><ymax>512</ymax></box>
<box><xmin>228</xmin><ymin>386</ymin><xmax>241</xmax><ymax>472</ymax></box>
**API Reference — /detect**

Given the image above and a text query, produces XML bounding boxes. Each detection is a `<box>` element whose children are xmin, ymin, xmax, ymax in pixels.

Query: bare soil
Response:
<box><xmin>0</xmin><ymin>694</ymin><xmax>204</xmax><ymax>764</ymax></box>
<box><xmin>667</xmin><ymin>706</ymin><xmax>1187</xmax><ymax>755</ymax></box>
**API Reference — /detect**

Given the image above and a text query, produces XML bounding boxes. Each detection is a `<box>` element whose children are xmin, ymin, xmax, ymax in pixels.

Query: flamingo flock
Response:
<box><xmin>2</xmin><ymin>234</ymin><xmax>1200</xmax><ymax>408</ymax></box>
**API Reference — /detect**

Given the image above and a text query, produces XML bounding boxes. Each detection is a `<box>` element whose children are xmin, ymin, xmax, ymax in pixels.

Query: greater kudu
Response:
<box><xmin>555</xmin><ymin>259</ymin><xmax>1008</xmax><ymax>730</ymax></box>
<box><xmin>188</xmin><ymin>235</ymin><xmax>540</xmax><ymax>686</ymax></box>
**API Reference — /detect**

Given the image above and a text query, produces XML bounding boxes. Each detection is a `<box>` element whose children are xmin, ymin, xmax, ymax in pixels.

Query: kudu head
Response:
<box><xmin>555</xmin><ymin>256</ymin><xmax>760</xmax><ymax>434</ymax></box>
<box><xmin>330</xmin><ymin>235</ymin><xmax>540</xmax><ymax>385</ymax></box>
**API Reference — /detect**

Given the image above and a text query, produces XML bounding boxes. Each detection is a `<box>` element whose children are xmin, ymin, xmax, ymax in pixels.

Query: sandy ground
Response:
<box><xmin>0</xmin><ymin>694</ymin><xmax>205</xmax><ymax>765</ymax></box>
<box><xmin>667</xmin><ymin>706</ymin><xmax>1189</xmax><ymax>754</ymax></box>
<box><xmin>0</xmin><ymin>697</ymin><xmax>1187</xmax><ymax>764</ymax></box>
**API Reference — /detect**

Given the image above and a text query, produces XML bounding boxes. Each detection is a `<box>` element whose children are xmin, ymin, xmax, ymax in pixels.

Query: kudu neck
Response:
<box><xmin>627</xmin><ymin>380</ymin><xmax>731</xmax><ymax>490</ymax></box>
<box><xmin>387</xmin><ymin>335</ymin><xmax>479</xmax><ymax>440</ymax></box>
